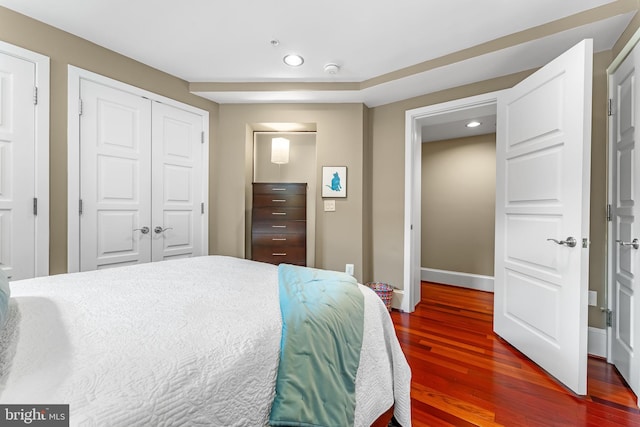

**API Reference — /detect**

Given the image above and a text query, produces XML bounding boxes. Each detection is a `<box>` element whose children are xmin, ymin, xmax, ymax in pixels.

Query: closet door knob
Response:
<box><xmin>154</xmin><ymin>226</ymin><xmax>173</xmax><ymax>234</ymax></box>
<box><xmin>616</xmin><ymin>238</ymin><xmax>639</xmax><ymax>250</ymax></box>
<box><xmin>133</xmin><ymin>226</ymin><xmax>150</xmax><ymax>234</ymax></box>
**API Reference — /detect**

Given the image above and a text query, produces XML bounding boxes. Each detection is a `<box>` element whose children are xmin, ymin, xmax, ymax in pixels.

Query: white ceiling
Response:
<box><xmin>0</xmin><ymin>0</ymin><xmax>635</xmax><ymax>110</ymax></box>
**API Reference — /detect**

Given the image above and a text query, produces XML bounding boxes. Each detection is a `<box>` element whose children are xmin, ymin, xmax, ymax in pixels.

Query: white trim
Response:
<box><xmin>0</xmin><ymin>41</ymin><xmax>50</xmax><ymax>277</ymax></box>
<box><xmin>67</xmin><ymin>66</ymin><xmax>209</xmax><ymax>272</ymax></box>
<box><xmin>608</xmin><ymin>27</ymin><xmax>640</xmax><ymax>75</ymax></box>
<box><xmin>391</xmin><ymin>289</ymin><xmax>404</xmax><ymax>311</ymax></box>
<box><xmin>588</xmin><ymin>327</ymin><xmax>607</xmax><ymax>358</ymax></box>
<box><xmin>421</xmin><ymin>268</ymin><xmax>494</xmax><ymax>292</ymax></box>
<box><xmin>404</xmin><ymin>91</ymin><xmax>505</xmax><ymax>313</ymax></box>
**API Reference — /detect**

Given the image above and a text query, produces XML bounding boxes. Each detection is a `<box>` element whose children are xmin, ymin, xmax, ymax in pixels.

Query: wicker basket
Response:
<box><xmin>366</xmin><ymin>282</ymin><xmax>394</xmax><ymax>311</ymax></box>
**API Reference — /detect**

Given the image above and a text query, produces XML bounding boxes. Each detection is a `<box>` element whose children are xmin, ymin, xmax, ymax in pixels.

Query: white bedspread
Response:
<box><xmin>0</xmin><ymin>256</ymin><xmax>410</xmax><ymax>426</ymax></box>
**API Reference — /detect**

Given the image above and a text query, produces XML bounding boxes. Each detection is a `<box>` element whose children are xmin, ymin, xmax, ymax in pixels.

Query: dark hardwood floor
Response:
<box><xmin>389</xmin><ymin>282</ymin><xmax>640</xmax><ymax>426</ymax></box>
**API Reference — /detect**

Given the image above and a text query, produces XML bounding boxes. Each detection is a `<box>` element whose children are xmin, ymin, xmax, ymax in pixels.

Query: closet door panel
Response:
<box><xmin>151</xmin><ymin>102</ymin><xmax>204</xmax><ymax>261</ymax></box>
<box><xmin>80</xmin><ymin>80</ymin><xmax>152</xmax><ymax>271</ymax></box>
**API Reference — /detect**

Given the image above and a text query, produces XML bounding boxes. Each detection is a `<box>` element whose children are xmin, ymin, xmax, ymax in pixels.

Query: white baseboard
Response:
<box><xmin>391</xmin><ymin>289</ymin><xmax>404</xmax><ymax>311</ymax></box>
<box><xmin>588</xmin><ymin>327</ymin><xmax>607</xmax><ymax>358</ymax></box>
<box><xmin>421</xmin><ymin>268</ymin><xmax>494</xmax><ymax>292</ymax></box>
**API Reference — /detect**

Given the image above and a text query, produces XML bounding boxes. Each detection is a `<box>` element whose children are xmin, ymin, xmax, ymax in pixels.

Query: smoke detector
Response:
<box><xmin>324</xmin><ymin>63</ymin><xmax>340</xmax><ymax>74</ymax></box>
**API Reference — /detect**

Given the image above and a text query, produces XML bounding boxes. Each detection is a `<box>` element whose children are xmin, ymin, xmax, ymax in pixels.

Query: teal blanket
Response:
<box><xmin>269</xmin><ymin>264</ymin><xmax>365</xmax><ymax>427</ymax></box>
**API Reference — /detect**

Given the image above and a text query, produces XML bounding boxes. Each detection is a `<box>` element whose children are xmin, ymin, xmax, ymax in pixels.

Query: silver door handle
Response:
<box><xmin>616</xmin><ymin>238</ymin><xmax>639</xmax><ymax>250</ymax></box>
<box><xmin>154</xmin><ymin>226</ymin><xmax>173</xmax><ymax>234</ymax></box>
<box><xmin>547</xmin><ymin>237</ymin><xmax>577</xmax><ymax>248</ymax></box>
<box><xmin>133</xmin><ymin>226</ymin><xmax>150</xmax><ymax>234</ymax></box>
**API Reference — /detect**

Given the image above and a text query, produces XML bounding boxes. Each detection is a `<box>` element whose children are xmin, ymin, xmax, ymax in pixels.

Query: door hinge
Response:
<box><xmin>606</xmin><ymin>204</ymin><xmax>612</xmax><ymax>222</ymax></box>
<box><xmin>33</xmin><ymin>87</ymin><xmax>38</xmax><ymax>105</ymax></box>
<box><xmin>601</xmin><ymin>308</ymin><xmax>613</xmax><ymax>327</ymax></box>
<box><xmin>33</xmin><ymin>197</ymin><xmax>38</xmax><ymax>216</ymax></box>
<box><xmin>79</xmin><ymin>199</ymin><xmax>83</xmax><ymax>215</ymax></box>
<box><xmin>79</xmin><ymin>99</ymin><xmax>83</xmax><ymax>116</ymax></box>
<box><xmin>201</xmin><ymin>202</ymin><xmax>205</xmax><ymax>214</ymax></box>
<box><xmin>201</xmin><ymin>131</ymin><xmax>205</xmax><ymax>144</ymax></box>
<box><xmin>608</xmin><ymin>99</ymin><xmax>613</xmax><ymax>117</ymax></box>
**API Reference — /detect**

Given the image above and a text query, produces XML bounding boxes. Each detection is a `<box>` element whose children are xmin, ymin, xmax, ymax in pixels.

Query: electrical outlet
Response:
<box><xmin>588</xmin><ymin>290</ymin><xmax>597</xmax><ymax>307</ymax></box>
<box><xmin>345</xmin><ymin>263</ymin><xmax>354</xmax><ymax>275</ymax></box>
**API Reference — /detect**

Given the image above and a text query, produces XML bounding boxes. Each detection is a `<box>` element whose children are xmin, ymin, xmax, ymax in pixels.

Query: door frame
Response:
<box><xmin>403</xmin><ymin>91</ymin><xmax>504</xmax><ymax>312</ymax></box>
<box><xmin>67</xmin><ymin>66</ymin><xmax>209</xmax><ymax>272</ymax></box>
<box><xmin>0</xmin><ymin>41</ymin><xmax>50</xmax><ymax>278</ymax></box>
<box><xmin>606</xmin><ymin>27</ymin><xmax>640</xmax><ymax>364</ymax></box>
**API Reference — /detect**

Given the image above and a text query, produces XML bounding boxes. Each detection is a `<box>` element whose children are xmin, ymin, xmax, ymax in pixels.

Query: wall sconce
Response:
<box><xmin>271</xmin><ymin>137</ymin><xmax>290</xmax><ymax>165</ymax></box>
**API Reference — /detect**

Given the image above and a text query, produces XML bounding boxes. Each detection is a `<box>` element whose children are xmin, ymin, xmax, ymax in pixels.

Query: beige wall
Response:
<box><xmin>0</xmin><ymin>6</ymin><xmax>219</xmax><ymax>274</ymax></box>
<box><xmin>214</xmin><ymin>104</ymin><xmax>368</xmax><ymax>281</ymax></box>
<box><xmin>421</xmin><ymin>134</ymin><xmax>496</xmax><ymax>276</ymax></box>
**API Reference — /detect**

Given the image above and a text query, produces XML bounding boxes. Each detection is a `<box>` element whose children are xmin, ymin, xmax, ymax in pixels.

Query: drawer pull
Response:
<box><xmin>271</xmin><ymin>188</ymin><xmax>287</xmax><ymax>191</ymax></box>
<box><xmin>272</xmin><ymin>225</ymin><xmax>287</xmax><ymax>229</ymax></box>
<box><xmin>272</xmin><ymin>253</ymin><xmax>287</xmax><ymax>256</ymax></box>
<box><xmin>272</xmin><ymin>238</ymin><xmax>287</xmax><ymax>241</ymax></box>
<box><xmin>272</xmin><ymin>212</ymin><xmax>286</xmax><ymax>216</ymax></box>
<box><xmin>272</xmin><ymin>199</ymin><xmax>287</xmax><ymax>203</ymax></box>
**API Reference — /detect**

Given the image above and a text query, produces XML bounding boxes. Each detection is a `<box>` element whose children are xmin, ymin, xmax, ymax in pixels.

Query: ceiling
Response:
<box><xmin>0</xmin><ymin>0</ymin><xmax>635</xmax><ymax>110</ymax></box>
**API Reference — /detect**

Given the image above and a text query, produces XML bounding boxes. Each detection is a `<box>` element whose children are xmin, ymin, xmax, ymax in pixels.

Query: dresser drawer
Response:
<box><xmin>253</xmin><ymin>183</ymin><xmax>306</xmax><ymax>196</ymax></box>
<box><xmin>252</xmin><ymin>233</ymin><xmax>305</xmax><ymax>249</ymax></box>
<box><xmin>252</xmin><ymin>220</ymin><xmax>306</xmax><ymax>234</ymax></box>
<box><xmin>253</xmin><ymin>193</ymin><xmax>306</xmax><ymax>208</ymax></box>
<box><xmin>252</xmin><ymin>246</ymin><xmax>306</xmax><ymax>266</ymax></box>
<box><xmin>252</xmin><ymin>207</ymin><xmax>306</xmax><ymax>221</ymax></box>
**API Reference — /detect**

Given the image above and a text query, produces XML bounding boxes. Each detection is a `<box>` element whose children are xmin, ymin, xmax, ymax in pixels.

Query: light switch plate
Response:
<box><xmin>324</xmin><ymin>200</ymin><xmax>336</xmax><ymax>212</ymax></box>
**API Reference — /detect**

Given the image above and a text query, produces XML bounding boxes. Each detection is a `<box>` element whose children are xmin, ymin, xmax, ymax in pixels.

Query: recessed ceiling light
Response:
<box><xmin>283</xmin><ymin>54</ymin><xmax>304</xmax><ymax>67</ymax></box>
<box><xmin>466</xmin><ymin>121</ymin><xmax>481</xmax><ymax>128</ymax></box>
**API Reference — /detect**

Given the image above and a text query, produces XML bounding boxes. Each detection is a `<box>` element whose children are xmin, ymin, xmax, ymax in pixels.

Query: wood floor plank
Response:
<box><xmin>390</xmin><ymin>282</ymin><xmax>640</xmax><ymax>426</ymax></box>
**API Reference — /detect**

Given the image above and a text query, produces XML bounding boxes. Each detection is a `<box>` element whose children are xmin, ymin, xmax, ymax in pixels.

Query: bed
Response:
<box><xmin>0</xmin><ymin>256</ymin><xmax>411</xmax><ymax>426</ymax></box>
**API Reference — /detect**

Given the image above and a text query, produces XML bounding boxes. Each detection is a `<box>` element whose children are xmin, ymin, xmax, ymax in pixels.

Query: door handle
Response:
<box><xmin>616</xmin><ymin>238</ymin><xmax>639</xmax><ymax>250</ymax></box>
<box><xmin>133</xmin><ymin>226</ymin><xmax>150</xmax><ymax>234</ymax></box>
<box><xmin>546</xmin><ymin>237</ymin><xmax>577</xmax><ymax>248</ymax></box>
<box><xmin>154</xmin><ymin>226</ymin><xmax>173</xmax><ymax>234</ymax></box>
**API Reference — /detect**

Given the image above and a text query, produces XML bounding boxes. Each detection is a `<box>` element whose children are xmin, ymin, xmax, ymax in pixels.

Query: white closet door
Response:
<box><xmin>80</xmin><ymin>79</ymin><xmax>152</xmax><ymax>271</ymax></box>
<box><xmin>151</xmin><ymin>101</ymin><xmax>203</xmax><ymax>261</ymax></box>
<box><xmin>610</xmin><ymin>42</ymin><xmax>640</xmax><ymax>401</ymax></box>
<box><xmin>0</xmin><ymin>52</ymin><xmax>36</xmax><ymax>280</ymax></box>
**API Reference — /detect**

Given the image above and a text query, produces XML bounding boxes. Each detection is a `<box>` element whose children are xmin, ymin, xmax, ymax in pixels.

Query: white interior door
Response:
<box><xmin>151</xmin><ymin>101</ymin><xmax>203</xmax><ymax>261</ymax></box>
<box><xmin>0</xmin><ymin>51</ymin><xmax>36</xmax><ymax>280</ymax></box>
<box><xmin>610</xmin><ymin>43</ymin><xmax>640</xmax><ymax>400</ymax></box>
<box><xmin>494</xmin><ymin>39</ymin><xmax>592</xmax><ymax>395</ymax></box>
<box><xmin>80</xmin><ymin>79</ymin><xmax>152</xmax><ymax>270</ymax></box>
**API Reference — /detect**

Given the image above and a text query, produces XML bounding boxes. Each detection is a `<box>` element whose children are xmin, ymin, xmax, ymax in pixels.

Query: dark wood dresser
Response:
<box><xmin>251</xmin><ymin>183</ymin><xmax>307</xmax><ymax>266</ymax></box>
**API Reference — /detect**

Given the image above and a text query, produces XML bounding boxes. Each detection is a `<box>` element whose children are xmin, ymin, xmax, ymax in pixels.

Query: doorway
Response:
<box><xmin>404</xmin><ymin>91</ymin><xmax>503</xmax><ymax>313</ymax></box>
<box><xmin>420</xmin><ymin>111</ymin><xmax>497</xmax><ymax>292</ymax></box>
